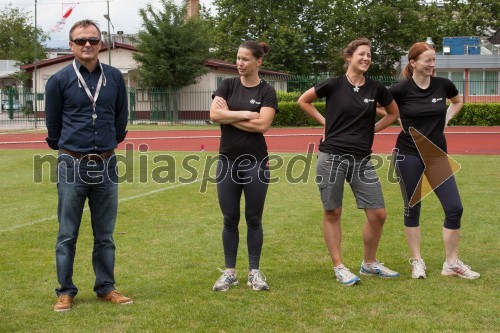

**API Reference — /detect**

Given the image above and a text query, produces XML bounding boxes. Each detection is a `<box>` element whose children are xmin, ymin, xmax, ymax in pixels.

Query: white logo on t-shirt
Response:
<box><xmin>364</xmin><ymin>99</ymin><xmax>375</xmax><ymax>103</ymax></box>
<box><xmin>432</xmin><ymin>98</ymin><xmax>443</xmax><ymax>103</ymax></box>
<box><xmin>250</xmin><ymin>99</ymin><xmax>261</xmax><ymax>105</ymax></box>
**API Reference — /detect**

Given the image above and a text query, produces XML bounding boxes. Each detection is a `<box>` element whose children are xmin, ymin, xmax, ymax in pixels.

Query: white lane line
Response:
<box><xmin>2</xmin><ymin>131</ymin><xmax>499</xmax><ymax>145</ymax></box>
<box><xmin>0</xmin><ymin>180</ymin><xmax>201</xmax><ymax>233</ymax></box>
<box><xmin>0</xmin><ymin>140</ymin><xmax>47</xmax><ymax>145</ymax></box>
<box><xmin>118</xmin><ymin>180</ymin><xmax>200</xmax><ymax>203</ymax></box>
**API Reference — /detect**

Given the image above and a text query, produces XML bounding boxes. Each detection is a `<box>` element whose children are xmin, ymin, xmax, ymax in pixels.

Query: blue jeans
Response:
<box><xmin>55</xmin><ymin>153</ymin><xmax>118</xmax><ymax>297</ymax></box>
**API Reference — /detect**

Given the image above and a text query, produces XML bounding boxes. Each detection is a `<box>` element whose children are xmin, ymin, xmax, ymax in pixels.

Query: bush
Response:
<box><xmin>449</xmin><ymin>103</ymin><xmax>500</xmax><ymax>126</ymax></box>
<box><xmin>274</xmin><ymin>102</ymin><xmax>500</xmax><ymax>126</ymax></box>
<box><xmin>274</xmin><ymin>102</ymin><xmax>325</xmax><ymax>127</ymax></box>
<box><xmin>276</xmin><ymin>91</ymin><xmax>301</xmax><ymax>102</ymax></box>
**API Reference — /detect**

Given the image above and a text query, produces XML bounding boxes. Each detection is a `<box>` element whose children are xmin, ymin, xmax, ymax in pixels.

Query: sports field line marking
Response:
<box><xmin>1</xmin><ymin>131</ymin><xmax>499</xmax><ymax>145</ymax></box>
<box><xmin>0</xmin><ymin>140</ymin><xmax>46</xmax><ymax>145</ymax></box>
<box><xmin>0</xmin><ymin>180</ymin><xmax>200</xmax><ymax>233</ymax></box>
<box><xmin>118</xmin><ymin>180</ymin><xmax>200</xmax><ymax>203</ymax></box>
<box><xmin>86</xmin><ymin>131</ymin><xmax>500</xmax><ymax>140</ymax></box>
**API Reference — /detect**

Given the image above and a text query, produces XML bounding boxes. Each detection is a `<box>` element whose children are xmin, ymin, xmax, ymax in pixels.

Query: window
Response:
<box><xmin>135</xmin><ymin>90</ymin><xmax>149</xmax><ymax>102</ymax></box>
<box><xmin>216</xmin><ymin>76</ymin><xmax>223</xmax><ymax>87</ymax></box>
<box><xmin>485</xmin><ymin>71</ymin><xmax>499</xmax><ymax>96</ymax></box>
<box><xmin>436</xmin><ymin>71</ymin><xmax>448</xmax><ymax>78</ymax></box>
<box><xmin>450</xmin><ymin>72</ymin><xmax>464</xmax><ymax>95</ymax></box>
<box><xmin>469</xmin><ymin>71</ymin><xmax>483</xmax><ymax>95</ymax></box>
<box><xmin>468</xmin><ymin>71</ymin><xmax>499</xmax><ymax>96</ymax></box>
<box><xmin>435</xmin><ymin>72</ymin><xmax>464</xmax><ymax>95</ymax></box>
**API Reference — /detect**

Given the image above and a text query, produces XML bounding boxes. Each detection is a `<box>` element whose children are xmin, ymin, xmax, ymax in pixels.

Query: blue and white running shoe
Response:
<box><xmin>360</xmin><ymin>260</ymin><xmax>399</xmax><ymax>278</ymax></box>
<box><xmin>334</xmin><ymin>264</ymin><xmax>361</xmax><ymax>286</ymax></box>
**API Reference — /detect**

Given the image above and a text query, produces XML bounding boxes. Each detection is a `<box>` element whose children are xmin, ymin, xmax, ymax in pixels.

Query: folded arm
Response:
<box><xmin>230</xmin><ymin>107</ymin><xmax>276</xmax><ymax>133</ymax></box>
<box><xmin>209</xmin><ymin>96</ymin><xmax>259</xmax><ymax>124</ymax></box>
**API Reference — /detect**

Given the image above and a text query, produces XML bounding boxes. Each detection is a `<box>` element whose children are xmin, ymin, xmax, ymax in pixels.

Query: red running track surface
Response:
<box><xmin>1</xmin><ymin>126</ymin><xmax>499</xmax><ymax>155</ymax></box>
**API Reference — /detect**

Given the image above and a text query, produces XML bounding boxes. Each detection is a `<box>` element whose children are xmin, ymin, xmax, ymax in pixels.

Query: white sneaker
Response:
<box><xmin>247</xmin><ymin>269</ymin><xmax>269</xmax><ymax>291</ymax></box>
<box><xmin>334</xmin><ymin>264</ymin><xmax>360</xmax><ymax>286</ymax></box>
<box><xmin>441</xmin><ymin>259</ymin><xmax>480</xmax><ymax>279</ymax></box>
<box><xmin>360</xmin><ymin>260</ymin><xmax>399</xmax><ymax>278</ymax></box>
<box><xmin>213</xmin><ymin>268</ymin><xmax>239</xmax><ymax>291</ymax></box>
<box><xmin>409</xmin><ymin>258</ymin><xmax>427</xmax><ymax>279</ymax></box>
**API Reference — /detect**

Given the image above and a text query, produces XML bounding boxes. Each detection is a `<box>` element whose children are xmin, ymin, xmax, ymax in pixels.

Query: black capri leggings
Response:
<box><xmin>216</xmin><ymin>156</ymin><xmax>269</xmax><ymax>270</ymax></box>
<box><xmin>395</xmin><ymin>152</ymin><xmax>463</xmax><ymax>229</ymax></box>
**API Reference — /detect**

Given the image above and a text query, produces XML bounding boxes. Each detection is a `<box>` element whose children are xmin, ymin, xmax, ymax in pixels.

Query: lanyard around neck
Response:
<box><xmin>72</xmin><ymin>60</ymin><xmax>104</xmax><ymax>124</ymax></box>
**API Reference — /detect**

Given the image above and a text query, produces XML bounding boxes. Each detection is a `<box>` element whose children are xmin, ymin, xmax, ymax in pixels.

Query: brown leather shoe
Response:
<box><xmin>99</xmin><ymin>290</ymin><xmax>133</xmax><ymax>304</ymax></box>
<box><xmin>53</xmin><ymin>294</ymin><xmax>73</xmax><ymax>312</ymax></box>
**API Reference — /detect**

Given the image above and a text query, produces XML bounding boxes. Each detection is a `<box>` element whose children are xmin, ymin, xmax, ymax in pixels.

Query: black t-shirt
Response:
<box><xmin>389</xmin><ymin>77</ymin><xmax>459</xmax><ymax>156</ymax></box>
<box><xmin>213</xmin><ymin>77</ymin><xmax>278</xmax><ymax>160</ymax></box>
<box><xmin>315</xmin><ymin>75</ymin><xmax>393</xmax><ymax>158</ymax></box>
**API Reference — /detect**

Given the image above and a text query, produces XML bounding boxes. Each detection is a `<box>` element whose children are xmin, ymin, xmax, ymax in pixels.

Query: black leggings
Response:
<box><xmin>395</xmin><ymin>153</ymin><xmax>463</xmax><ymax>229</ymax></box>
<box><xmin>216</xmin><ymin>156</ymin><xmax>269</xmax><ymax>270</ymax></box>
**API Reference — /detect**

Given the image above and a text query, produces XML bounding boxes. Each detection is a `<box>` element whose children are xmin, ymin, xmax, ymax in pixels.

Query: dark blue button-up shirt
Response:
<box><xmin>45</xmin><ymin>60</ymin><xmax>128</xmax><ymax>153</ymax></box>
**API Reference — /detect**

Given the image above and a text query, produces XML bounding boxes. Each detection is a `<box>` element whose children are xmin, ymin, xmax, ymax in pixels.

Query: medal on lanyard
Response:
<box><xmin>72</xmin><ymin>60</ymin><xmax>104</xmax><ymax>125</ymax></box>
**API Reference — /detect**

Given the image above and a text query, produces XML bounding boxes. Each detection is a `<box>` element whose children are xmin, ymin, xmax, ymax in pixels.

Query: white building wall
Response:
<box><xmin>36</xmin><ymin>48</ymin><xmax>138</xmax><ymax>94</ymax></box>
<box><xmin>176</xmin><ymin>70</ymin><xmax>288</xmax><ymax>112</ymax></box>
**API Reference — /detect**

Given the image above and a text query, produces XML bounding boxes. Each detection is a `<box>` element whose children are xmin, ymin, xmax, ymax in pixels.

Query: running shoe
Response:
<box><xmin>409</xmin><ymin>258</ymin><xmax>427</xmax><ymax>279</ymax></box>
<box><xmin>441</xmin><ymin>259</ymin><xmax>480</xmax><ymax>279</ymax></box>
<box><xmin>360</xmin><ymin>260</ymin><xmax>399</xmax><ymax>278</ymax></box>
<box><xmin>247</xmin><ymin>269</ymin><xmax>269</xmax><ymax>291</ymax></box>
<box><xmin>213</xmin><ymin>268</ymin><xmax>239</xmax><ymax>291</ymax></box>
<box><xmin>334</xmin><ymin>264</ymin><xmax>360</xmax><ymax>286</ymax></box>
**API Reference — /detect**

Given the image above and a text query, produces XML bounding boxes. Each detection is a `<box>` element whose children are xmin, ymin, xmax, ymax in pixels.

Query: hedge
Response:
<box><xmin>449</xmin><ymin>103</ymin><xmax>500</xmax><ymax>126</ymax></box>
<box><xmin>274</xmin><ymin>102</ymin><xmax>324</xmax><ymax>127</ymax></box>
<box><xmin>276</xmin><ymin>91</ymin><xmax>302</xmax><ymax>103</ymax></box>
<box><xmin>274</xmin><ymin>102</ymin><xmax>500</xmax><ymax>127</ymax></box>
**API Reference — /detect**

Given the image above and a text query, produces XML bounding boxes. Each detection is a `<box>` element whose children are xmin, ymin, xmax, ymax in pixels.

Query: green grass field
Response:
<box><xmin>0</xmin><ymin>150</ymin><xmax>498</xmax><ymax>332</ymax></box>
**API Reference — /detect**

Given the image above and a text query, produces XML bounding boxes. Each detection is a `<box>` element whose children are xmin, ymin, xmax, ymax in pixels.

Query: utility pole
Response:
<box><xmin>106</xmin><ymin>0</ymin><xmax>111</xmax><ymax>65</ymax></box>
<box><xmin>34</xmin><ymin>0</ymin><xmax>38</xmax><ymax>128</ymax></box>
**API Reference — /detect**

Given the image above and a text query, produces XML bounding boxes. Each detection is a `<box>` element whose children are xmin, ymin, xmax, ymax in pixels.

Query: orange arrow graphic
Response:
<box><xmin>408</xmin><ymin>127</ymin><xmax>461</xmax><ymax>207</ymax></box>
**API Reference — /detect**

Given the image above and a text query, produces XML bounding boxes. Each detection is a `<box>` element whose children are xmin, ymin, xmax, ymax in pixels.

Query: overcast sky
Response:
<box><xmin>1</xmin><ymin>0</ymin><xmax>214</xmax><ymax>47</ymax></box>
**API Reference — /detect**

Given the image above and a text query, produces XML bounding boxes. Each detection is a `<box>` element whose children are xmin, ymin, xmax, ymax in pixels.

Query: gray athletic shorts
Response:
<box><xmin>315</xmin><ymin>152</ymin><xmax>385</xmax><ymax>210</ymax></box>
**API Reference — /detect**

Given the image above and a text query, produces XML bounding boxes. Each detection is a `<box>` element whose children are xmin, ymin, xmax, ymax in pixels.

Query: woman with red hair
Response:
<box><xmin>390</xmin><ymin>42</ymin><xmax>480</xmax><ymax>280</ymax></box>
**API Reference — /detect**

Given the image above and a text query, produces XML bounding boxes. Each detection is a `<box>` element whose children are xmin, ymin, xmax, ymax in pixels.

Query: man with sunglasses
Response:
<box><xmin>45</xmin><ymin>19</ymin><xmax>131</xmax><ymax>312</ymax></box>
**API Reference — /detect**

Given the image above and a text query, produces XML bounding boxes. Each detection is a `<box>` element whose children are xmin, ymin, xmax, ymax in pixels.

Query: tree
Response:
<box><xmin>211</xmin><ymin>0</ymin><xmax>500</xmax><ymax>77</ymax></box>
<box><xmin>438</xmin><ymin>0</ymin><xmax>499</xmax><ymax>39</ymax></box>
<box><xmin>133</xmin><ymin>0</ymin><xmax>211</xmax><ymax>88</ymax></box>
<box><xmin>308</xmin><ymin>0</ymin><xmax>360</xmax><ymax>75</ymax></box>
<box><xmin>264</xmin><ymin>25</ymin><xmax>312</xmax><ymax>75</ymax></box>
<box><xmin>211</xmin><ymin>0</ymin><xmax>313</xmax><ymax>75</ymax></box>
<box><xmin>0</xmin><ymin>3</ymin><xmax>48</xmax><ymax>64</ymax></box>
<box><xmin>346</xmin><ymin>0</ymin><xmax>428</xmax><ymax>76</ymax></box>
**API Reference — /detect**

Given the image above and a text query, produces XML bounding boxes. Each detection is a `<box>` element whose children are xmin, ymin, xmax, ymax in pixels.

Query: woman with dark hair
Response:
<box><xmin>210</xmin><ymin>40</ymin><xmax>278</xmax><ymax>291</ymax></box>
<box><xmin>389</xmin><ymin>42</ymin><xmax>480</xmax><ymax>279</ymax></box>
<box><xmin>298</xmin><ymin>38</ymin><xmax>400</xmax><ymax>286</ymax></box>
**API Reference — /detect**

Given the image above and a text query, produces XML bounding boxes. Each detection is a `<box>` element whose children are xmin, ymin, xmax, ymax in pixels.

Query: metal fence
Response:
<box><xmin>128</xmin><ymin>88</ymin><xmax>213</xmax><ymax>125</ymax></box>
<box><xmin>1</xmin><ymin>76</ymin><xmax>499</xmax><ymax>128</ymax></box>
<box><xmin>0</xmin><ymin>88</ymin><xmax>44</xmax><ymax>129</ymax></box>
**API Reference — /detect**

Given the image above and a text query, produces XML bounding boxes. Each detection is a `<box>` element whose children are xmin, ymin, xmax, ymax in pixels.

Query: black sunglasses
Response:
<box><xmin>72</xmin><ymin>37</ymin><xmax>101</xmax><ymax>46</ymax></box>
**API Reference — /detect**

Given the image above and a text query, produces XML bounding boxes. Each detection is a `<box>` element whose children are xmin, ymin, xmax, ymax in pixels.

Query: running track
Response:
<box><xmin>0</xmin><ymin>126</ymin><xmax>499</xmax><ymax>155</ymax></box>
